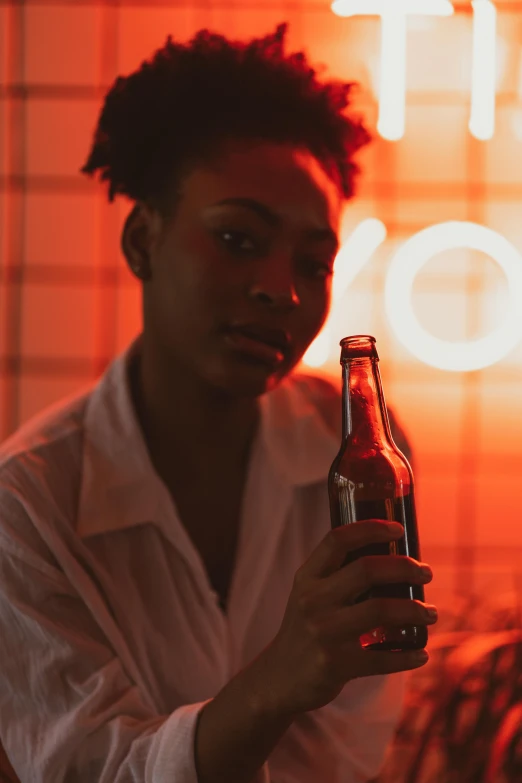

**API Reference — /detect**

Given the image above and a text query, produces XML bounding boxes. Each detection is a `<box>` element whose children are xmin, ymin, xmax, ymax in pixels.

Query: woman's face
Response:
<box><xmin>135</xmin><ymin>142</ymin><xmax>342</xmax><ymax>397</ymax></box>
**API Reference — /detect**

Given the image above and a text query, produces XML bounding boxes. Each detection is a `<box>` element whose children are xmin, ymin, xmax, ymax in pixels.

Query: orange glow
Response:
<box><xmin>1</xmin><ymin>1</ymin><xmax>522</xmax><ymax>609</ymax></box>
<box><xmin>305</xmin><ymin>218</ymin><xmax>522</xmax><ymax>373</ymax></box>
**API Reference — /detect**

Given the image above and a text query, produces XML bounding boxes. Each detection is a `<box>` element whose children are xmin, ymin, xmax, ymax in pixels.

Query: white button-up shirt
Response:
<box><xmin>0</xmin><ymin>340</ymin><xmax>405</xmax><ymax>782</ymax></box>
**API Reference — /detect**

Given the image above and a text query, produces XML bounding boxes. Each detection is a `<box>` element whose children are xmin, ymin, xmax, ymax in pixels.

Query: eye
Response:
<box><xmin>300</xmin><ymin>258</ymin><xmax>335</xmax><ymax>280</ymax></box>
<box><xmin>313</xmin><ymin>264</ymin><xmax>334</xmax><ymax>280</ymax></box>
<box><xmin>217</xmin><ymin>230</ymin><xmax>258</xmax><ymax>254</ymax></box>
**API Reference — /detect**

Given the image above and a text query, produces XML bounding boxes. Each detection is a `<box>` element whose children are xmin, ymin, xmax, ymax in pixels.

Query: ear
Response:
<box><xmin>121</xmin><ymin>202</ymin><xmax>162</xmax><ymax>281</ymax></box>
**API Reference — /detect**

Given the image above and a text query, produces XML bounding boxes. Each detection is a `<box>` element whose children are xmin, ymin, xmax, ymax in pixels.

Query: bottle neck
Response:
<box><xmin>341</xmin><ymin>357</ymin><xmax>391</xmax><ymax>446</ymax></box>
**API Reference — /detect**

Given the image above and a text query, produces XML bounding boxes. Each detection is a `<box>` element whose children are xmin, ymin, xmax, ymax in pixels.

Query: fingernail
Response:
<box><xmin>414</xmin><ymin>650</ymin><xmax>429</xmax><ymax>663</ymax></box>
<box><xmin>425</xmin><ymin>605</ymin><xmax>438</xmax><ymax>621</ymax></box>
<box><xmin>420</xmin><ymin>565</ymin><xmax>433</xmax><ymax>581</ymax></box>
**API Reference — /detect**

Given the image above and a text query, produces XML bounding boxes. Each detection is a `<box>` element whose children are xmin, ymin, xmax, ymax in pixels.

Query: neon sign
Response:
<box><xmin>384</xmin><ymin>222</ymin><xmax>522</xmax><ymax>371</ymax></box>
<box><xmin>304</xmin><ymin>219</ymin><xmax>387</xmax><ymax>368</ymax></box>
<box><xmin>302</xmin><ymin>220</ymin><xmax>522</xmax><ymax>372</ymax></box>
<box><xmin>312</xmin><ymin>1</ymin><xmax>518</xmax><ymax>372</ymax></box>
<box><xmin>331</xmin><ymin>0</ymin><xmax>497</xmax><ymax>141</ymax></box>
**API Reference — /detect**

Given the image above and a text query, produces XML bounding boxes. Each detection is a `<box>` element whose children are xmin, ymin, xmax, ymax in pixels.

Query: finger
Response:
<box><xmin>298</xmin><ymin>521</ymin><xmax>404</xmax><ymax>580</ymax></box>
<box><xmin>348</xmin><ymin>648</ymin><xmax>430</xmax><ymax>679</ymax></box>
<box><xmin>322</xmin><ymin>555</ymin><xmax>433</xmax><ymax>606</ymax></box>
<box><xmin>324</xmin><ymin>598</ymin><xmax>438</xmax><ymax>640</ymax></box>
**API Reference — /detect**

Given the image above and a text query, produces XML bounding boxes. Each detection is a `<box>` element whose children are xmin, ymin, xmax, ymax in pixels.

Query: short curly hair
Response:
<box><xmin>81</xmin><ymin>23</ymin><xmax>370</xmax><ymax>210</ymax></box>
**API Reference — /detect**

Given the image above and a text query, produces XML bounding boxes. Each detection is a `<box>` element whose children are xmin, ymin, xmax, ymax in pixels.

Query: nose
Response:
<box><xmin>249</xmin><ymin>285</ymin><xmax>300</xmax><ymax>311</ymax></box>
<box><xmin>248</xmin><ymin>258</ymin><xmax>300</xmax><ymax>312</ymax></box>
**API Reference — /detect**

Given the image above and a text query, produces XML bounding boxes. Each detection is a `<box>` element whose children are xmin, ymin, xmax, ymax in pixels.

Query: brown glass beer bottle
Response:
<box><xmin>328</xmin><ymin>335</ymin><xmax>428</xmax><ymax>651</ymax></box>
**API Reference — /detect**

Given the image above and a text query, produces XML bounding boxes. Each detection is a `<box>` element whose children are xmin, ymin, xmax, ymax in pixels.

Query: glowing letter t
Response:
<box><xmin>331</xmin><ymin>0</ymin><xmax>454</xmax><ymax>140</ymax></box>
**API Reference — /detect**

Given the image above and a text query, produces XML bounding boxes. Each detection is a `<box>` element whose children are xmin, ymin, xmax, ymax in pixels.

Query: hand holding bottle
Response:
<box><xmin>261</xmin><ymin>519</ymin><xmax>436</xmax><ymax>717</ymax></box>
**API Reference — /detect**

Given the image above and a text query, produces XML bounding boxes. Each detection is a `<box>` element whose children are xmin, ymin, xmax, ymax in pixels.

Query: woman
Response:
<box><xmin>0</xmin><ymin>24</ymin><xmax>436</xmax><ymax>783</ymax></box>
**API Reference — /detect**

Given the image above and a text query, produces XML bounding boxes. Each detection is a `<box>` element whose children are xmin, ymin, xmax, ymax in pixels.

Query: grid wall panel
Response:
<box><xmin>25</xmin><ymin>5</ymin><xmax>100</xmax><ymax>85</ymax></box>
<box><xmin>1</xmin><ymin>0</ymin><xmax>522</xmax><ymax>608</ymax></box>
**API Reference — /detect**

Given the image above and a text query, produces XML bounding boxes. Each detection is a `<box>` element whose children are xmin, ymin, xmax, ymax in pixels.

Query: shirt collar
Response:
<box><xmin>77</xmin><ymin>339</ymin><xmax>340</xmax><ymax>539</ymax></box>
<box><xmin>258</xmin><ymin>374</ymin><xmax>340</xmax><ymax>487</ymax></box>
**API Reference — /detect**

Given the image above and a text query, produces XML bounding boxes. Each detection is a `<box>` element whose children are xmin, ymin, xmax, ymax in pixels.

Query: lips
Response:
<box><xmin>228</xmin><ymin>323</ymin><xmax>291</xmax><ymax>351</ymax></box>
<box><xmin>223</xmin><ymin>323</ymin><xmax>292</xmax><ymax>366</ymax></box>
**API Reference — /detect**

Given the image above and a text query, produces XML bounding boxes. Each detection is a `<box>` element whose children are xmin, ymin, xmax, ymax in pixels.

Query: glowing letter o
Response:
<box><xmin>384</xmin><ymin>221</ymin><xmax>522</xmax><ymax>371</ymax></box>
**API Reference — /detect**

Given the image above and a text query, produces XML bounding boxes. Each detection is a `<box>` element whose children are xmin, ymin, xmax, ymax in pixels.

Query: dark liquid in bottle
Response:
<box><xmin>330</xmin><ymin>492</ymin><xmax>428</xmax><ymax>651</ymax></box>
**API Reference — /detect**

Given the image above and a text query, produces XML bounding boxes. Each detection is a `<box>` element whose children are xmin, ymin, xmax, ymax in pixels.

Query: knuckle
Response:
<box><xmin>313</xmin><ymin>643</ymin><xmax>333</xmax><ymax>673</ymax></box>
<box><xmin>304</xmin><ymin>616</ymin><xmax>322</xmax><ymax>642</ymax></box>
<box><xmin>296</xmin><ymin>591</ymin><xmax>315</xmax><ymax>617</ymax></box>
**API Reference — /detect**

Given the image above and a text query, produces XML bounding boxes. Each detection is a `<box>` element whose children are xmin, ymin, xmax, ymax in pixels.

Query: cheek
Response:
<box><xmin>296</xmin><ymin>285</ymin><xmax>332</xmax><ymax>339</ymax></box>
<box><xmin>151</xmin><ymin>242</ymin><xmax>243</xmax><ymax>328</ymax></box>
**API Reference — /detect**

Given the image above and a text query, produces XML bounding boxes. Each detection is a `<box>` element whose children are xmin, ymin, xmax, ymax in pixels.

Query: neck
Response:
<box><xmin>129</xmin><ymin>337</ymin><xmax>260</xmax><ymax>475</ymax></box>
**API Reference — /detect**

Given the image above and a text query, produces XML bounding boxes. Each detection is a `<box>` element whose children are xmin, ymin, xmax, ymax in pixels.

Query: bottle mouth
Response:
<box><xmin>340</xmin><ymin>335</ymin><xmax>378</xmax><ymax>360</ymax></box>
<box><xmin>340</xmin><ymin>335</ymin><xmax>376</xmax><ymax>347</ymax></box>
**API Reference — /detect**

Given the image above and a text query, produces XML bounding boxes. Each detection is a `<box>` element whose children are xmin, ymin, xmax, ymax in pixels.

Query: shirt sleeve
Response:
<box><xmin>267</xmin><ymin>672</ymin><xmax>406</xmax><ymax>783</ymax></box>
<box><xmin>0</xmin><ymin>498</ymin><xmax>208</xmax><ymax>783</ymax></box>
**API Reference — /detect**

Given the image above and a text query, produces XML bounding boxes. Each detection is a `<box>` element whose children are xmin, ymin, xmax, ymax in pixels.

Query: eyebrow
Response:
<box><xmin>213</xmin><ymin>197</ymin><xmax>339</xmax><ymax>247</ymax></box>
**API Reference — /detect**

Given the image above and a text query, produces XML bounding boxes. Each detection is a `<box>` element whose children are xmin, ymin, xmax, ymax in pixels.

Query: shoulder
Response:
<box><xmin>0</xmin><ymin>387</ymin><xmax>92</xmax><ymax>524</ymax></box>
<box><xmin>263</xmin><ymin>371</ymin><xmax>342</xmax><ymax>438</ymax></box>
<box><xmin>259</xmin><ymin>371</ymin><xmax>341</xmax><ymax>486</ymax></box>
<box><xmin>0</xmin><ymin>387</ymin><xmax>91</xmax><ymax>474</ymax></box>
<box><xmin>276</xmin><ymin>370</ymin><xmax>342</xmax><ymax>435</ymax></box>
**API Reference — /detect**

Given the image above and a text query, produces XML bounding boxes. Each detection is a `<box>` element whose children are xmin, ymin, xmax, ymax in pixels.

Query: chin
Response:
<box><xmin>206</xmin><ymin>356</ymin><xmax>290</xmax><ymax>398</ymax></box>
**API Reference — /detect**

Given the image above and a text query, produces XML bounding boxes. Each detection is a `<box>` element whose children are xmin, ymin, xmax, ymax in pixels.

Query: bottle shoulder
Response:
<box><xmin>287</xmin><ymin>371</ymin><xmax>415</xmax><ymax>472</ymax></box>
<box><xmin>331</xmin><ymin>442</ymin><xmax>412</xmax><ymax>486</ymax></box>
